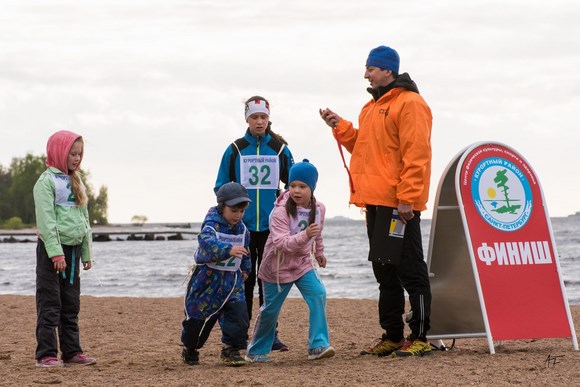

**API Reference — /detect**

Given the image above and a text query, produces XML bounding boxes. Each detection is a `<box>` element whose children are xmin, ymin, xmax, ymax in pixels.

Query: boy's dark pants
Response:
<box><xmin>35</xmin><ymin>240</ymin><xmax>83</xmax><ymax>360</ymax></box>
<box><xmin>181</xmin><ymin>301</ymin><xmax>248</xmax><ymax>350</ymax></box>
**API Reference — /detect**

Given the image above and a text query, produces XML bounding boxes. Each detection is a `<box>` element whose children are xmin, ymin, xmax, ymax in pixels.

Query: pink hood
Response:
<box><xmin>46</xmin><ymin>130</ymin><xmax>82</xmax><ymax>174</ymax></box>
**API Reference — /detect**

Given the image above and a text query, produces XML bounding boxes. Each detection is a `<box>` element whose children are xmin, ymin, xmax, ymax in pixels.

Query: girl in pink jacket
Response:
<box><xmin>245</xmin><ymin>159</ymin><xmax>335</xmax><ymax>362</ymax></box>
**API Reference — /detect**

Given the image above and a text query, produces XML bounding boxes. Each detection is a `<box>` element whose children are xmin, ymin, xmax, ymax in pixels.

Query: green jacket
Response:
<box><xmin>33</xmin><ymin>167</ymin><xmax>92</xmax><ymax>262</ymax></box>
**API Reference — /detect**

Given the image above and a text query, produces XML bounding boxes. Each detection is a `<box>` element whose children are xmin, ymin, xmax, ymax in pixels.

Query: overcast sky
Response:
<box><xmin>1</xmin><ymin>0</ymin><xmax>579</xmax><ymax>223</ymax></box>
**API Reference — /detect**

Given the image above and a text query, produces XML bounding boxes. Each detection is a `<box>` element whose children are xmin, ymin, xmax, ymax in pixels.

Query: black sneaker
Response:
<box><xmin>182</xmin><ymin>347</ymin><xmax>200</xmax><ymax>365</ymax></box>
<box><xmin>271</xmin><ymin>336</ymin><xmax>289</xmax><ymax>352</ymax></box>
<box><xmin>220</xmin><ymin>348</ymin><xmax>246</xmax><ymax>367</ymax></box>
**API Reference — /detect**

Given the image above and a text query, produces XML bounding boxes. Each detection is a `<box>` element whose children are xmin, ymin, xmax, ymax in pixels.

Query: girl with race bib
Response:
<box><xmin>33</xmin><ymin>130</ymin><xmax>96</xmax><ymax>368</ymax></box>
<box><xmin>214</xmin><ymin>96</ymin><xmax>294</xmax><ymax>351</ymax></box>
<box><xmin>245</xmin><ymin>160</ymin><xmax>335</xmax><ymax>362</ymax></box>
<box><xmin>181</xmin><ymin>182</ymin><xmax>252</xmax><ymax>367</ymax></box>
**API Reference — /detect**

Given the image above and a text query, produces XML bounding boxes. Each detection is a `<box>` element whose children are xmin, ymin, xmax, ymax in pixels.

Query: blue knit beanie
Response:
<box><xmin>366</xmin><ymin>45</ymin><xmax>400</xmax><ymax>73</ymax></box>
<box><xmin>289</xmin><ymin>159</ymin><xmax>318</xmax><ymax>192</ymax></box>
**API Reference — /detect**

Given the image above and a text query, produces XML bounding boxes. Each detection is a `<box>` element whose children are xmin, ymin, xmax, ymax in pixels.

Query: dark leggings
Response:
<box><xmin>244</xmin><ymin>230</ymin><xmax>269</xmax><ymax>320</ymax></box>
<box><xmin>35</xmin><ymin>240</ymin><xmax>83</xmax><ymax>360</ymax></box>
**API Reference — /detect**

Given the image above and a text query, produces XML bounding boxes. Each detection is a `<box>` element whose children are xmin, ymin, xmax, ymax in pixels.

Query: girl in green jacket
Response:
<box><xmin>33</xmin><ymin>130</ymin><xmax>96</xmax><ymax>368</ymax></box>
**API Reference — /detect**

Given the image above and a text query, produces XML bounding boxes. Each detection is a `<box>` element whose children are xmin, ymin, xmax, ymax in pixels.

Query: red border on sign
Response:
<box><xmin>458</xmin><ymin>143</ymin><xmax>571</xmax><ymax>340</ymax></box>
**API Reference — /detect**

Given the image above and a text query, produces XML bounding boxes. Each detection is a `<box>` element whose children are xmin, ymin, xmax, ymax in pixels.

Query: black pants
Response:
<box><xmin>181</xmin><ymin>301</ymin><xmax>248</xmax><ymax>351</ymax></box>
<box><xmin>366</xmin><ymin>205</ymin><xmax>432</xmax><ymax>342</ymax></box>
<box><xmin>35</xmin><ymin>240</ymin><xmax>83</xmax><ymax>360</ymax></box>
<box><xmin>245</xmin><ymin>230</ymin><xmax>269</xmax><ymax>321</ymax></box>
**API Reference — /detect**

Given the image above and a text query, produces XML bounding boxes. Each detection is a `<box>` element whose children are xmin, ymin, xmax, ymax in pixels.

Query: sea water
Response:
<box><xmin>1</xmin><ymin>217</ymin><xmax>579</xmax><ymax>304</ymax></box>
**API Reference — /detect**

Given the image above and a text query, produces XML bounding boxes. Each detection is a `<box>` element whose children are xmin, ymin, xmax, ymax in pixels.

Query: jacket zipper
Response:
<box><xmin>256</xmin><ymin>137</ymin><xmax>261</xmax><ymax>231</ymax></box>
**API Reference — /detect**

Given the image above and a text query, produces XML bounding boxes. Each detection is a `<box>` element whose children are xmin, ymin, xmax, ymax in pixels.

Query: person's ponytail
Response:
<box><xmin>70</xmin><ymin>170</ymin><xmax>88</xmax><ymax>207</ymax></box>
<box><xmin>266</xmin><ymin>124</ymin><xmax>288</xmax><ymax>146</ymax></box>
<box><xmin>308</xmin><ymin>196</ymin><xmax>317</xmax><ymax>225</ymax></box>
<box><xmin>69</xmin><ymin>138</ymin><xmax>88</xmax><ymax>207</ymax></box>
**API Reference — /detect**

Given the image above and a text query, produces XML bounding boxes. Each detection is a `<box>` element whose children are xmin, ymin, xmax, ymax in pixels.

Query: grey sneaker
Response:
<box><xmin>244</xmin><ymin>354</ymin><xmax>271</xmax><ymax>363</ymax></box>
<box><xmin>307</xmin><ymin>345</ymin><xmax>335</xmax><ymax>360</ymax></box>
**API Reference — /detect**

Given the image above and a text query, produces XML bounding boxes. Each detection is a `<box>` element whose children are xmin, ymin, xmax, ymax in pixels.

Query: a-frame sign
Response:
<box><xmin>427</xmin><ymin>142</ymin><xmax>578</xmax><ymax>354</ymax></box>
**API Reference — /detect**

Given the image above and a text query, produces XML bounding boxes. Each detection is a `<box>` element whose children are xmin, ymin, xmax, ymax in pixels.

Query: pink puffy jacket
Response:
<box><xmin>258</xmin><ymin>190</ymin><xmax>325</xmax><ymax>284</ymax></box>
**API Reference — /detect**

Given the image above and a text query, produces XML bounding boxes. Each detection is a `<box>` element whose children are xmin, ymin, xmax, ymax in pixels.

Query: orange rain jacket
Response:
<box><xmin>333</xmin><ymin>73</ymin><xmax>432</xmax><ymax>211</ymax></box>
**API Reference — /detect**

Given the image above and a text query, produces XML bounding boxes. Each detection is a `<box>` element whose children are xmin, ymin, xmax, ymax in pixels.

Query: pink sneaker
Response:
<box><xmin>36</xmin><ymin>356</ymin><xmax>63</xmax><ymax>368</ymax></box>
<box><xmin>63</xmin><ymin>353</ymin><xmax>96</xmax><ymax>366</ymax></box>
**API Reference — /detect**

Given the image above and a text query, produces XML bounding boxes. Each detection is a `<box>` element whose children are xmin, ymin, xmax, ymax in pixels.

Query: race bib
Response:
<box><xmin>239</xmin><ymin>155</ymin><xmax>279</xmax><ymax>190</ymax></box>
<box><xmin>206</xmin><ymin>231</ymin><xmax>245</xmax><ymax>272</ymax></box>
<box><xmin>289</xmin><ymin>208</ymin><xmax>320</xmax><ymax>235</ymax></box>
<box><xmin>51</xmin><ymin>174</ymin><xmax>76</xmax><ymax>207</ymax></box>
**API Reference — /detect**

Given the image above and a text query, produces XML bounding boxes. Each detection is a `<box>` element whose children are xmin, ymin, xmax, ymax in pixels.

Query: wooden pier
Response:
<box><xmin>0</xmin><ymin>224</ymin><xmax>200</xmax><ymax>243</ymax></box>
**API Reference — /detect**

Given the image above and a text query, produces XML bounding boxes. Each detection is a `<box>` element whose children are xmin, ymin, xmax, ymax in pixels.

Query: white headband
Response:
<box><xmin>245</xmin><ymin>100</ymin><xmax>270</xmax><ymax>120</ymax></box>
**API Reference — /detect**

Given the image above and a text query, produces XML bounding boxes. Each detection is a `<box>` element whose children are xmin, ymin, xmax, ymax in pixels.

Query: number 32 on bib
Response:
<box><xmin>239</xmin><ymin>155</ymin><xmax>280</xmax><ymax>189</ymax></box>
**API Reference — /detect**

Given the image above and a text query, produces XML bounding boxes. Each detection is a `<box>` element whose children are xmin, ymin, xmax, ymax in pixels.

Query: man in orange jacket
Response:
<box><xmin>320</xmin><ymin>45</ymin><xmax>433</xmax><ymax>358</ymax></box>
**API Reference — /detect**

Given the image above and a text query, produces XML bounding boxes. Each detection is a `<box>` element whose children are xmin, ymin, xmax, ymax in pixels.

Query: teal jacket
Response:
<box><xmin>34</xmin><ymin>167</ymin><xmax>92</xmax><ymax>262</ymax></box>
<box><xmin>215</xmin><ymin>129</ymin><xmax>294</xmax><ymax>232</ymax></box>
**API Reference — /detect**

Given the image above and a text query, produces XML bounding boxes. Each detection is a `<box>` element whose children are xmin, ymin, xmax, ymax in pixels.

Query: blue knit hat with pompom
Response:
<box><xmin>289</xmin><ymin>159</ymin><xmax>318</xmax><ymax>192</ymax></box>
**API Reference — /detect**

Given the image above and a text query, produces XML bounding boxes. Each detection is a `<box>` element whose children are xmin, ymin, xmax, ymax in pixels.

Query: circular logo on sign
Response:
<box><xmin>471</xmin><ymin>157</ymin><xmax>532</xmax><ymax>231</ymax></box>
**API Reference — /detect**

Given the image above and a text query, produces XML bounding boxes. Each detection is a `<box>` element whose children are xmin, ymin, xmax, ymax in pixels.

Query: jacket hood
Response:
<box><xmin>203</xmin><ymin>206</ymin><xmax>245</xmax><ymax>231</ymax></box>
<box><xmin>46</xmin><ymin>130</ymin><xmax>82</xmax><ymax>175</ymax></box>
<box><xmin>203</xmin><ymin>206</ymin><xmax>228</xmax><ymax>227</ymax></box>
<box><xmin>367</xmin><ymin>72</ymin><xmax>420</xmax><ymax>100</ymax></box>
<box><xmin>273</xmin><ymin>190</ymin><xmax>291</xmax><ymax>208</ymax></box>
<box><xmin>392</xmin><ymin>72</ymin><xmax>419</xmax><ymax>93</ymax></box>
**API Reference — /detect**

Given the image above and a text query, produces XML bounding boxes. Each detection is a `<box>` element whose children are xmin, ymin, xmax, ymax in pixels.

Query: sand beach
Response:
<box><xmin>0</xmin><ymin>295</ymin><xmax>578</xmax><ymax>386</ymax></box>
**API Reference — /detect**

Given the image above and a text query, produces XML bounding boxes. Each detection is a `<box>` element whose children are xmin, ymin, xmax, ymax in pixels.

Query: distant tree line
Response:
<box><xmin>0</xmin><ymin>154</ymin><xmax>108</xmax><ymax>227</ymax></box>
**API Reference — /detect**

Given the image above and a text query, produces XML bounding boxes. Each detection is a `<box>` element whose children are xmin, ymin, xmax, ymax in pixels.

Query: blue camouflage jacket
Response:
<box><xmin>195</xmin><ymin>206</ymin><xmax>251</xmax><ymax>272</ymax></box>
<box><xmin>184</xmin><ymin>206</ymin><xmax>251</xmax><ymax>320</ymax></box>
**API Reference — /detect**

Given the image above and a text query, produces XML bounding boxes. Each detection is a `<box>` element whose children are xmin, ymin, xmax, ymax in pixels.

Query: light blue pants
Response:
<box><xmin>247</xmin><ymin>269</ymin><xmax>330</xmax><ymax>355</ymax></box>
